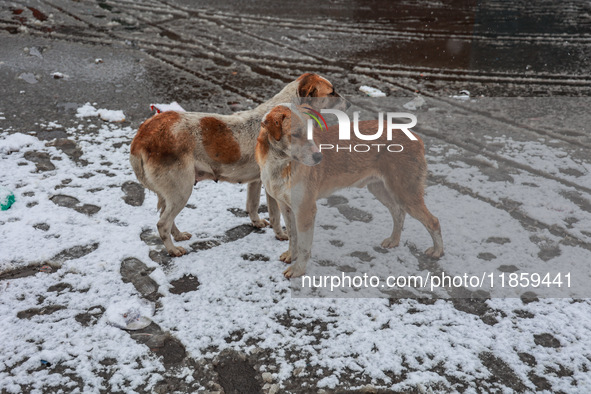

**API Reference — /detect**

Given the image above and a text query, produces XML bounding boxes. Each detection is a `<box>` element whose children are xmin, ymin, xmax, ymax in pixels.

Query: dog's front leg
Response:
<box><xmin>279</xmin><ymin>204</ymin><xmax>297</xmax><ymax>263</ymax></box>
<box><xmin>283</xmin><ymin>201</ymin><xmax>316</xmax><ymax>279</ymax></box>
<box><xmin>267</xmin><ymin>192</ymin><xmax>288</xmax><ymax>240</ymax></box>
<box><xmin>246</xmin><ymin>180</ymin><xmax>269</xmax><ymax>228</ymax></box>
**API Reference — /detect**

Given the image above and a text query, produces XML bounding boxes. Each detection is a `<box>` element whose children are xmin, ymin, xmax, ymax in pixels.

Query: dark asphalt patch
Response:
<box><xmin>46</xmin><ymin>139</ymin><xmax>85</xmax><ymax>163</ymax></box>
<box><xmin>479</xmin><ymin>352</ymin><xmax>527</xmax><ymax>392</ymax></box>
<box><xmin>17</xmin><ymin>305</ymin><xmax>66</xmax><ymax>319</ymax></box>
<box><xmin>75</xmin><ymin>305</ymin><xmax>105</xmax><ymax>327</ymax></box>
<box><xmin>214</xmin><ymin>350</ymin><xmax>261</xmax><ymax>394</ymax></box>
<box><xmin>0</xmin><ymin>265</ymin><xmax>45</xmax><ymax>280</ymax></box>
<box><xmin>121</xmin><ymin>181</ymin><xmax>145</xmax><ymax>206</ymax></box>
<box><xmin>169</xmin><ymin>274</ymin><xmax>200</xmax><ymax>294</ymax></box>
<box><xmin>50</xmin><ymin>194</ymin><xmax>101</xmax><ymax>215</ymax></box>
<box><xmin>190</xmin><ymin>239</ymin><xmax>222</xmax><ymax>252</ymax></box>
<box><xmin>140</xmin><ymin>228</ymin><xmax>161</xmax><ymax>246</ymax></box>
<box><xmin>227</xmin><ymin>204</ymin><xmax>268</xmax><ymax>218</ymax></box>
<box><xmin>24</xmin><ymin>151</ymin><xmax>55</xmax><ymax>171</ymax></box>
<box><xmin>120</xmin><ymin>258</ymin><xmax>160</xmax><ymax>300</ymax></box>
<box><xmin>520</xmin><ymin>291</ymin><xmax>540</xmax><ymax>304</ymax></box>
<box><xmin>241</xmin><ymin>253</ymin><xmax>270</xmax><ymax>262</ymax></box>
<box><xmin>534</xmin><ymin>333</ymin><xmax>561</xmax><ymax>348</ymax></box>
<box><xmin>47</xmin><ymin>282</ymin><xmax>73</xmax><ymax>293</ymax></box>
<box><xmin>50</xmin><ymin>242</ymin><xmax>99</xmax><ymax>264</ymax></box>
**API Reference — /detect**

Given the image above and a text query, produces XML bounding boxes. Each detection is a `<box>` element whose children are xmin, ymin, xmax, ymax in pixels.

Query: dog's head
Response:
<box><xmin>258</xmin><ymin>105</ymin><xmax>322</xmax><ymax>167</ymax></box>
<box><xmin>296</xmin><ymin>73</ymin><xmax>349</xmax><ymax>112</ymax></box>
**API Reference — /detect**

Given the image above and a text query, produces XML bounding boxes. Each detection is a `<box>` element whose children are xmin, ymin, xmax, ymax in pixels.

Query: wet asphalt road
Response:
<box><xmin>1</xmin><ymin>0</ymin><xmax>591</xmax><ymax>134</ymax></box>
<box><xmin>1</xmin><ymin>0</ymin><xmax>591</xmax><ymax>393</ymax></box>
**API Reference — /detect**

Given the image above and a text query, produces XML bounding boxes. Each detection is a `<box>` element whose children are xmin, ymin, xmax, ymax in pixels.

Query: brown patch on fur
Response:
<box><xmin>131</xmin><ymin>111</ymin><xmax>194</xmax><ymax>166</ymax></box>
<box><xmin>255</xmin><ymin>128</ymin><xmax>269</xmax><ymax>165</ymax></box>
<box><xmin>200</xmin><ymin>117</ymin><xmax>241</xmax><ymax>164</ymax></box>
<box><xmin>296</xmin><ymin>73</ymin><xmax>338</xmax><ymax>106</ymax></box>
<box><xmin>297</xmin><ymin>73</ymin><xmax>322</xmax><ymax>98</ymax></box>
<box><xmin>264</xmin><ymin>106</ymin><xmax>290</xmax><ymax>141</ymax></box>
<box><xmin>256</xmin><ymin>107</ymin><xmax>290</xmax><ymax>165</ymax></box>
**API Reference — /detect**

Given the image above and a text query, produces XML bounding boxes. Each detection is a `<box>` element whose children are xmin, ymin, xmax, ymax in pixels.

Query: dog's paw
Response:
<box><xmin>168</xmin><ymin>246</ymin><xmax>187</xmax><ymax>257</ymax></box>
<box><xmin>279</xmin><ymin>250</ymin><xmax>291</xmax><ymax>263</ymax></box>
<box><xmin>425</xmin><ymin>247</ymin><xmax>444</xmax><ymax>259</ymax></box>
<box><xmin>283</xmin><ymin>265</ymin><xmax>306</xmax><ymax>279</ymax></box>
<box><xmin>252</xmin><ymin>218</ymin><xmax>270</xmax><ymax>229</ymax></box>
<box><xmin>380</xmin><ymin>237</ymin><xmax>399</xmax><ymax>249</ymax></box>
<box><xmin>275</xmin><ymin>231</ymin><xmax>289</xmax><ymax>241</ymax></box>
<box><xmin>173</xmin><ymin>232</ymin><xmax>192</xmax><ymax>242</ymax></box>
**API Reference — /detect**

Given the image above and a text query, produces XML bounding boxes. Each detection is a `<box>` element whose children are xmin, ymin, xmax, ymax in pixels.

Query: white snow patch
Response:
<box><xmin>105</xmin><ymin>297</ymin><xmax>155</xmax><ymax>330</ymax></box>
<box><xmin>0</xmin><ymin>133</ymin><xmax>38</xmax><ymax>154</ymax></box>
<box><xmin>1</xmin><ymin>110</ymin><xmax>591</xmax><ymax>392</ymax></box>
<box><xmin>359</xmin><ymin>86</ymin><xmax>386</xmax><ymax>97</ymax></box>
<box><xmin>451</xmin><ymin>90</ymin><xmax>470</xmax><ymax>100</ymax></box>
<box><xmin>76</xmin><ymin>103</ymin><xmax>125</xmax><ymax>122</ymax></box>
<box><xmin>150</xmin><ymin>101</ymin><xmax>186</xmax><ymax>113</ymax></box>
<box><xmin>51</xmin><ymin>72</ymin><xmax>67</xmax><ymax>79</ymax></box>
<box><xmin>403</xmin><ymin>96</ymin><xmax>426</xmax><ymax>111</ymax></box>
<box><xmin>317</xmin><ymin>375</ymin><xmax>339</xmax><ymax>388</ymax></box>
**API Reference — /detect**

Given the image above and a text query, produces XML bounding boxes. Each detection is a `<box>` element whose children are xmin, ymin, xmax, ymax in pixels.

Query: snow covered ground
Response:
<box><xmin>1</xmin><ymin>100</ymin><xmax>591</xmax><ymax>393</ymax></box>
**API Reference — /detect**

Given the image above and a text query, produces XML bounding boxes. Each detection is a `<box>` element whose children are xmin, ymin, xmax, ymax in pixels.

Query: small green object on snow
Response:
<box><xmin>0</xmin><ymin>187</ymin><xmax>15</xmax><ymax>211</ymax></box>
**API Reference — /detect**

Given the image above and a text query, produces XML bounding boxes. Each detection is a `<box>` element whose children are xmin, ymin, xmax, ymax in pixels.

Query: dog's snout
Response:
<box><xmin>312</xmin><ymin>152</ymin><xmax>323</xmax><ymax>164</ymax></box>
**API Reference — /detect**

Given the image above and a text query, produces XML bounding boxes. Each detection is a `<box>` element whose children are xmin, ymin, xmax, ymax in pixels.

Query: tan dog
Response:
<box><xmin>255</xmin><ymin>105</ymin><xmax>444</xmax><ymax>278</ymax></box>
<box><xmin>130</xmin><ymin>74</ymin><xmax>344</xmax><ymax>256</ymax></box>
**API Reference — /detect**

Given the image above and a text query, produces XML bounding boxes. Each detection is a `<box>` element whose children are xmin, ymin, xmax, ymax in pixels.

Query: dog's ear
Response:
<box><xmin>297</xmin><ymin>73</ymin><xmax>318</xmax><ymax>98</ymax></box>
<box><xmin>263</xmin><ymin>109</ymin><xmax>287</xmax><ymax>141</ymax></box>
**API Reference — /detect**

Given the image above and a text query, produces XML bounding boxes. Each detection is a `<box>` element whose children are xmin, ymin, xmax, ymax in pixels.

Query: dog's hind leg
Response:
<box><xmin>383</xmin><ymin>178</ymin><xmax>443</xmax><ymax>258</ymax></box>
<box><xmin>246</xmin><ymin>180</ymin><xmax>270</xmax><ymax>229</ymax></box>
<box><xmin>156</xmin><ymin>166</ymin><xmax>194</xmax><ymax>257</ymax></box>
<box><xmin>368</xmin><ymin>181</ymin><xmax>406</xmax><ymax>248</ymax></box>
<box><xmin>172</xmin><ymin>222</ymin><xmax>192</xmax><ymax>242</ymax></box>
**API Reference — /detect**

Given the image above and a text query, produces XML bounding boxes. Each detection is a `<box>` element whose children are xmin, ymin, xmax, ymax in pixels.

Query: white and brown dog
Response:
<box><xmin>255</xmin><ymin>105</ymin><xmax>444</xmax><ymax>278</ymax></box>
<box><xmin>130</xmin><ymin>74</ymin><xmax>344</xmax><ymax>256</ymax></box>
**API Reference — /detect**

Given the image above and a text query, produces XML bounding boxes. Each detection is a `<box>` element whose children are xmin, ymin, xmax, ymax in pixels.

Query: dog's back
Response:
<box><xmin>130</xmin><ymin>111</ymin><xmax>193</xmax><ymax>192</ymax></box>
<box><xmin>294</xmin><ymin>120</ymin><xmax>427</xmax><ymax>201</ymax></box>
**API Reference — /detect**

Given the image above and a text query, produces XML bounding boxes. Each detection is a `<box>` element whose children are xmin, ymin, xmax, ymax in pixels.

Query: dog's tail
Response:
<box><xmin>131</xmin><ymin>151</ymin><xmax>166</xmax><ymax>214</ymax></box>
<box><xmin>129</xmin><ymin>151</ymin><xmax>147</xmax><ymax>188</ymax></box>
<box><xmin>129</xmin><ymin>115</ymin><xmax>158</xmax><ymax>192</ymax></box>
<box><xmin>129</xmin><ymin>127</ymin><xmax>157</xmax><ymax>196</ymax></box>
<box><xmin>130</xmin><ymin>148</ymin><xmax>166</xmax><ymax>214</ymax></box>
